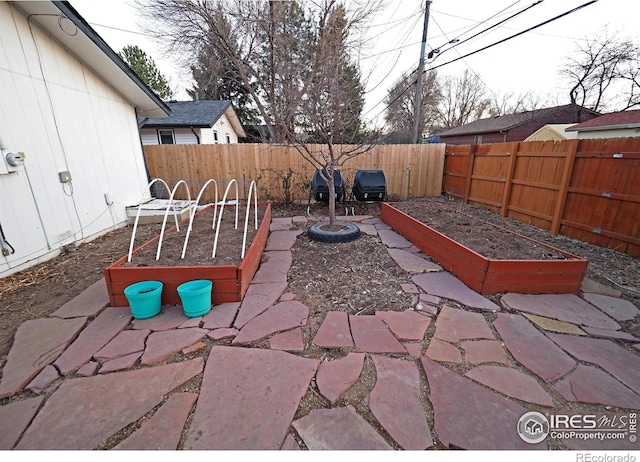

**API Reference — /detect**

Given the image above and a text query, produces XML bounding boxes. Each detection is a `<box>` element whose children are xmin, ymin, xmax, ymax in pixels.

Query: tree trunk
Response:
<box><xmin>326</xmin><ymin>166</ymin><xmax>336</xmax><ymax>227</ymax></box>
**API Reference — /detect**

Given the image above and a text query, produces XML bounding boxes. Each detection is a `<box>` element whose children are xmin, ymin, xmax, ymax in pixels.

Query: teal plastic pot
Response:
<box><xmin>124</xmin><ymin>281</ymin><xmax>163</xmax><ymax>319</ymax></box>
<box><xmin>177</xmin><ymin>280</ymin><xmax>213</xmax><ymax>317</ymax></box>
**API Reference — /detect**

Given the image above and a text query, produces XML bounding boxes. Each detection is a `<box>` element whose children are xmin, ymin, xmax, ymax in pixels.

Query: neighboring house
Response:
<box><xmin>0</xmin><ymin>1</ymin><xmax>169</xmax><ymax>277</ymax></box>
<box><xmin>565</xmin><ymin>109</ymin><xmax>640</xmax><ymax>139</ymax></box>
<box><xmin>140</xmin><ymin>100</ymin><xmax>246</xmax><ymax>145</ymax></box>
<box><xmin>439</xmin><ymin>104</ymin><xmax>599</xmax><ymax>145</ymax></box>
<box><xmin>524</xmin><ymin>124</ymin><xmax>578</xmax><ymax>141</ymax></box>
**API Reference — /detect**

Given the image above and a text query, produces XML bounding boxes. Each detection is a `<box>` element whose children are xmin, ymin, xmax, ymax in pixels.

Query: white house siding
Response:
<box><xmin>213</xmin><ymin>112</ymin><xmax>240</xmax><ymax>143</ymax></box>
<box><xmin>0</xmin><ymin>3</ymin><xmax>150</xmax><ymax>277</ymax></box>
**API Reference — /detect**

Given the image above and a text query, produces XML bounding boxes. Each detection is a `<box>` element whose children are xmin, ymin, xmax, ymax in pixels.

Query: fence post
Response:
<box><xmin>463</xmin><ymin>143</ymin><xmax>476</xmax><ymax>204</ymax></box>
<box><xmin>551</xmin><ymin>139</ymin><xmax>579</xmax><ymax>235</ymax></box>
<box><xmin>501</xmin><ymin>142</ymin><xmax>519</xmax><ymax>217</ymax></box>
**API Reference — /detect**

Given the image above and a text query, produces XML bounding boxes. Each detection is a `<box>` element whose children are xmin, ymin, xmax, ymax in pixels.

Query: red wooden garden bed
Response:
<box><xmin>104</xmin><ymin>203</ymin><xmax>271</xmax><ymax>307</ymax></box>
<box><xmin>380</xmin><ymin>202</ymin><xmax>587</xmax><ymax>294</ymax></box>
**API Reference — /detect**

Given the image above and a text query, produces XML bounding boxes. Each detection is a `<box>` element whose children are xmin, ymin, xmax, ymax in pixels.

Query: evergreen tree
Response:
<box><xmin>118</xmin><ymin>44</ymin><xmax>173</xmax><ymax>100</ymax></box>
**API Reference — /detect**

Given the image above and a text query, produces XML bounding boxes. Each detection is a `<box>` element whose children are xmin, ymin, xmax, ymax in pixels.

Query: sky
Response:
<box><xmin>69</xmin><ymin>0</ymin><xmax>640</xmax><ymax>127</ymax></box>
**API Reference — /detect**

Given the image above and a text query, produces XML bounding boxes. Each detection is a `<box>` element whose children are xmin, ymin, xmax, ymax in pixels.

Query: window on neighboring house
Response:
<box><xmin>158</xmin><ymin>129</ymin><xmax>175</xmax><ymax>144</ymax></box>
<box><xmin>213</xmin><ymin>130</ymin><xmax>219</xmax><ymax>144</ymax></box>
<box><xmin>473</xmin><ymin>135</ymin><xmax>482</xmax><ymax>144</ymax></box>
<box><xmin>225</xmin><ymin>133</ymin><xmax>231</xmax><ymax>144</ymax></box>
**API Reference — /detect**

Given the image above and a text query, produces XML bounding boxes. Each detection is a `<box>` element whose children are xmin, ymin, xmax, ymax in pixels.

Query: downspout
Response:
<box><xmin>500</xmin><ymin>129</ymin><xmax>507</xmax><ymax>142</ymax></box>
<box><xmin>190</xmin><ymin>126</ymin><xmax>201</xmax><ymax>144</ymax></box>
<box><xmin>137</xmin><ymin>117</ymin><xmax>152</xmax><ymax>183</ymax></box>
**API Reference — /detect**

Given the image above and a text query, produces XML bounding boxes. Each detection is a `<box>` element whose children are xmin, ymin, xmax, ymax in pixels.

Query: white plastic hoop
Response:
<box><xmin>211</xmin><ymin>179</ymin><xmax>239</xmax><ymax>259</ymax></box>
<box><xmin>155</xmin><ymin>180</ymin><xmax>191</xmax><ymax>261</ymax></box>
<box><xmin>242</xmin><ymin>180</ymin><xmax>258</xmax><ymax>258</ymax></box>
<box><xmin>181</xmin><ymin>179</ymin><xmax>219</xmax><ymax>259</ymax></box>
<box><xmin>127</xmin><ymin>178</ymin><xmax>173</xmax><ymax>263</ymax></box>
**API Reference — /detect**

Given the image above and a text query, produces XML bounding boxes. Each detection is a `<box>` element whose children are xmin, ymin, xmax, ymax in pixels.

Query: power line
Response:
<box><xmin>429</xmin><ymin>0</ymin><xmax>599</xmax><ymax>72</ymax></box>
<box><xmin>364</xmin><ymin>0</ymin><xmax>600</xmax><ymax>124</ymax></box>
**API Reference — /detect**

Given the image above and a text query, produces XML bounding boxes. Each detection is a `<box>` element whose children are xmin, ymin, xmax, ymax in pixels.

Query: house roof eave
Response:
<box><xmin>13</xmin><ymin>1</ymin><xmax>170</xmax><ymax>118</ymax></box>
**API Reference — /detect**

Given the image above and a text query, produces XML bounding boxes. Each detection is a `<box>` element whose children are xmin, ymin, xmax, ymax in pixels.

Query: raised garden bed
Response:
<box><xmin>105</xmin><ymin>203</ymin><xmax>271</xmax><ymax>307</ymax></box>
<box><xmin>381</xmin><ymin>201</ymin><xmax>588</xmax><ymax>294</ymax></box>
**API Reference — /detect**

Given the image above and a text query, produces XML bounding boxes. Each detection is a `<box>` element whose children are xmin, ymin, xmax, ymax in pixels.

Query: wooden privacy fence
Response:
<box><xmin>443</xmin><ymin>138</ymin><xmax>640</xmax><ymax>258</ymax></box>
<box><xmin>144</xmin><ymin>143</ymin><xmax>446</xmax><ymax>202</ymax></box>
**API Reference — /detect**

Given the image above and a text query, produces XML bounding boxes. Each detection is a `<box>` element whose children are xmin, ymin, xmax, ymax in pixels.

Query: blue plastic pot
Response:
<box><xmin>177</xmin><ymin>280</ymin><xmax>213</xmax><ymax>317</ymax></box>
<box><xmin>124</xmin><ymin>280</ymin><xmax>163</xmax><ymax>319</ymax></box>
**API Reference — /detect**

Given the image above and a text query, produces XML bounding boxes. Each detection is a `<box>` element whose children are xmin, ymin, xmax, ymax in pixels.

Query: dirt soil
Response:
<box><xmin>123</xmin><ymin>205</ymin><xmax>265</xmax><ymax>267</ymax></box>
<box><xmin>393</xmin><ymin>201</ymin><xmax>568</xmax><ymax>260</ymax></box>
<box><xmin>1</xmin><ymin>197</ymin><xmax>639</xmax><ymax>450</ymax></box>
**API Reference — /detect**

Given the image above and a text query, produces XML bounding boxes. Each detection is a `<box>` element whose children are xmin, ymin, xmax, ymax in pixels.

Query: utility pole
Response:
<box><xmin>412</xmin><ymin>0</ymin><xmax>432</xmax><ymax>144</ymax></box>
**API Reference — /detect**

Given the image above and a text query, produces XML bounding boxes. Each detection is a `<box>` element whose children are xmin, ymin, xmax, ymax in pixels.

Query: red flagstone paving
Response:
<box><xmin>493</xmin><ymin>313</ymin><xmax>576</xmax><ymax>382</ymax></box>
<box><xmin>140</xmin><ymin>328</ymin><xmax>208</xmax><ymax>366</ymax></box>
<box><xmin>281</xmin><ymin>434</ymin><xmax>301</xmax><ymax>450</ymax></box>
<box><xmin>25</xmin><ymin>365</ymin><xmax>60</xmax><ymax>395</ymax></box>
<box><xmin>377</xmin><ymin>229</ymin><xmax>413</xmax><ymax>248</ymax></box>
<box><xmin>548</xmin><ymin>333</ymin><xmax>640</xmax><ymax>394</ymax></box>
<box><xmin>465</xmin><ymin>365</ymin><xmax>555</xmax><ymax>407</ymax></box>
<box><xmin>0</xmin><ymin>316</ymin><xmax>86</xmax><ymax>399</ymax></box>
<box><xmin>0</xmin><ymin>396</ymin><xmax>44</xmax><ymax>449</ymax></box>
<box><xmin>184</xmin><ymin>346</ymin><xmax>319</xmax><ymax>450</ymax></box>
<box><xmin>501</xmin><ymin>293</ymin><xmax>621</xmax><ymax>330</ymax></box>
<box><xmin>415</xmin><ymin>302</ymin><xmax>438</xmax><ymax>316</ymax></box>
<box><xmin>460</xmin><ymin>339</ymin><xmax>510</xmax><ymax>365</ymax></box>
<box><xmin>100</xmin><ymin>352</ymin><xmax>142</xmax><ymax>373</ymax></box>
<box><xmin>582</xmin><ymin>293</ymin><xmax>639</xmax><ymax>322</ymax></box>
<box><xmin>361</xmin><ymin>217</ymin><xmax>383</xmax><ymax>225</ymax></box>
<box><xmin>433</xmin><ymin>305</ymin><xmax>495</xmax><ymax>343</ymax></box>
<box><xmin>316</xmin><ymin>353</ymin><xmax>365</xmax><ymax>404</ymax></box>
<box><xmin>264</xmin><ymin>229</ymin><xmax>303</xmax><ymax>251</ymax></box>
<box><xmin>554</xmin><ymin>364</ymin><xmax>640</xmax><ymax>410</ymax></box>
<box><xmin>388</xmin><ymin>248</ymin><xmax>442</xmax><ymax>273</ymax></box>
<box><xmin>581</xmin><ymin>277</ymin><xmax>622</xmax><ymax>297</ymax></box>
<box><xmin>270</xmin><ymin>217</ymin><xmax>292</xmax><ymax>231</ymax></box>
<box><xmin>232</xmin><ymin>300</ymin><xmax>309</xmax><ymax>345</ymax></box>
<box><xmin>233</xmin><ymin>281</ymin><xmax>287</xmax><ymax>328</ymax></box>
<box><xmin>369</xmin><ymin>356</ymin><xmax>433</xmax><ymax>449</ymax></box>
<box><xmin>251</xmin><ymin>250</ymin><xmax>292</xmax><ymax>283</ymax></box>
<box><xmin>202</xmin><ymin>302</ymin><xmax>240</xmax><ymax>329</ymax></box>
<box><xmin>400</xmin><ymin>282</ymin><xmax>419</xmax><ymax>294</ymax></box>
<box><xmin>357</xmin><ymin>223</ymin><xmax>378</xmax><ymax>235</ymax></box>
<box><xmin>581</xmin><ymin>326</ymin><xmax>638</xmax><ymax>342</ymax></box>
<box><xmin>2</xmin><ymin>213</ymin><xmax>640</xmax><ymax>452</ymax></box>
<box><xmin>131</xmin><ymin>304</ymin><xmax>189</xmax><ymax>331</ymax></box>
<box><xmin>375</xmin><ymin>309</ymin><xmax>431</xmax><ymax>341</ymax></box>
<box><xmin>403</xmin><ymin>342</ymin><xmax>423</xmax><ymax>358</ymax></box>
<box><xmin>51</xmin><ymin>278</ymin><xmax>109</xmax><ymax>319</ymax></box>
<box><xmin>425</xmin><ymin>338</ymin><xmax>462</xmax><ymax>363</ymax></box>
<box><xmin>312</xmin><ymin>311</ymin><xmax>354</xmax><ymax>348</ymax></box>
<box><xmin>349</xmin><ymin>315</ymin><xmax>407</xmax><ymax>354</ymax></box>
<box><xmin>421</xmin><ymin>357</ymin><xmax>547</xmax><ymax>450</ymax></box>
<box><xmin>76</xmin><ymin>361</ymin><xmax>99</xmax><ymax>377</ymax></box>
<box><xmin>207</xmin><ymin>328</ymin><xmax>239</xmax><ymax>340</ymax></box>
<box><xmin>268</xmin><ymin>327</ymin><xmax>305</xmax><ymax>351</ymax></box>
<box><xmin>94</xmin><ymin>329</ymin><xmax>150</xmax><ymax>361</ymax></box>
<box><xmin>113</xmin><ymin>392</ymin><xmax>198</xmax><ymax>450</ymax></box>
<box><xmin>16</xmin><ymin>358</ymin><xmax>203</xmax><ymax>450</ymax></box>
<box><xmin>293</xmin><ymin>406</ymin><xmax>393</xmax><ymax>450</ymax></box>
<box><xmin>412</xmin><ymin>272</ymin><xmax>500</xmax><ymax>311</ymax></box>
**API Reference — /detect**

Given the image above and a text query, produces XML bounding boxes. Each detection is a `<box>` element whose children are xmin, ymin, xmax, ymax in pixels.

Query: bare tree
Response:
<box><xmin>384</xmin><ymin>70</ymin><xmax>441</xmax><ymax>141</ymax></box>
<box><xmin>139</xmin><ymin>0</ymin><xmax>382</xmax><ymax>226</ymax></box>
<box><xmin>486</xmin><ymin>90</ymin><xmax>544</xmax><ymax>117</ymax></box>
<box><xmin>285</xmin><ymin>1</ymin><xmax>381</xmax><ymax>226</ymax></box>
<box><xmin>562</xmin><ymin>30</ymin><xmax>640</xmax><ymax>113</ymax></box>
<box><xmin>137</xmin><ymin>0</ymin><xmax>316</xmax><ymax>142</ymax></box>
<box><xmin>436</xmin><ymin>69</ymin><xmax>491</xmax><ymax>128</ymax></box>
